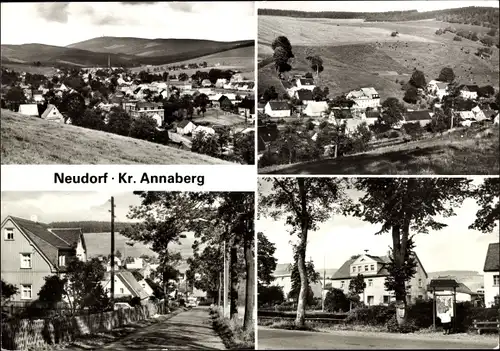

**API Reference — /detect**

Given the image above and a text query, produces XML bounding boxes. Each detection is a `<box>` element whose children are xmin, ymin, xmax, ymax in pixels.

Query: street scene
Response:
<box><xmin>257</xmin><ymin>1</ymin><xmax>499</xmax><ymax>174</ymax></box>
<box><xmin>257</xmin><ymin>177</ymin><xmax>499</xmax><ymax>349</ymax></box>
<box><xmin>1</xmin><ymin>2</ymin><xmax>255</xmax><ymax>165</ymax></box>
<box><xmin>1</xmin><ymin>191</ymin><xmax>255</xmax><ymax>350</ymax></box>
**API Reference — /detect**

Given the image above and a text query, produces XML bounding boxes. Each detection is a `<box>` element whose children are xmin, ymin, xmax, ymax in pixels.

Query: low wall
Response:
<box><xmin>1</xmin><ymin>303</ymin><xmax>165</xmax><ymax>350</ymax></box>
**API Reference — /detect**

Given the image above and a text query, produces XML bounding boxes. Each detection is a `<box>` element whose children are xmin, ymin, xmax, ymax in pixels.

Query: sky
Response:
<box><xmin>0</xmin><ymin>2</ymin><xmax>255</xmax><ymax>46</ymax></box>
<box><xmin>257</xmin><ymin>178</ymin><xmax>499</xmax><ymax>273</ymax></box>
<box><xmin>259</xmin><ymin>1</ymin><xmax>499</xmax><ymax>13</ymax></box>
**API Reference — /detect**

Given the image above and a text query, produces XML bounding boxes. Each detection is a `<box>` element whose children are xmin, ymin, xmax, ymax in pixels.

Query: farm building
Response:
<box><xmin>18</xmin><ymin>104</ymin><xmax>39</xmax><ymax>117</ymax></box>
<box><xmin>303</xmin><ymin>101</ymin><xmax>329</xmax><ymax>118</ymax></box>
<box><xmin>294</xmin><ymin>89</ymin><xmax>315</xmax><ymax>105</ymax></box>
<box><xmin>296</xmin><ymin>78</ymin><xmax>316</xmax><ymax>91</ymax></box>
<box><xmin>459</xmin><ymin>85</ymin><xmax>479</xmax><ymax>100</ymax></box>
<box><xmin>32</xmin><ymin>90</ymin><xmax>44</xmax><ymax>103</ymax></box>
<box><xmin>403</xmin><ymin>110</ymin><xmax>434</xmax><ymax>127</ymax></box>
<box><xmin>41</xmin><ymin>104</ymin><xmax>64</xmax><ymax>123</ymax></box>
<box><xmin>264</xmin><ymin>101</ymin><xmax>291</xmax><ymax>118</ymax></box>
<box><xmin>177</xmin><ymin>120</ymin><xmax>196</xmax><ymax>135</ymax></box>
<box><xmin>427</xmin><ymin>80</ymin><xmax>449</xmax><ymax>100</ymax></box>
<box><xmin>193</xmin><ymin>125</ymin><xmax>216</xmax><ymax>137</ymax></box>
<box><xmin>201</xmin><ymin>79</ymin><xmax>212</xmax><ymax>87</ymax></box>
<box><xmin>347</xmin><ymin>87</ymin><xmax>381</xmax><ymax>109</ymax></box>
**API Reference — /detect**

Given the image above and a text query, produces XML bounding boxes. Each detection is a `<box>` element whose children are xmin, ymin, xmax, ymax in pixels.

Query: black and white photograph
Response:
<box><xmin>256</xmin><ymin>1</ymin><xmax>499</xmax><ymax>174</ymax></box>
<box><xmin>257</xmin><ymin>177</ymin><xmax>499</xmax><ymax>349</ymax></box>
<box><xmin>1</xmin><ymin>2</ymin><xmax>256</xmax><ymax>165</ymax></box>
<box><xmin>1</xmin><ymin>191</ymin><xmax>255</xmax><ymax>350</ymax></box>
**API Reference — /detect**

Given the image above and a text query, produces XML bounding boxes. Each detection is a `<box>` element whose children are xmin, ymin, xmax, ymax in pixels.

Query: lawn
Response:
<box><xmin>259</xmin><ymin>124</ymin><xmax>500</xmax><ymax>175</ymax></box>
<box><xmin>192</xmin><ymin>108</ymin><xmax>248</xmax><ymax>126</ymax></box>
<box><xmin>0</xmin><ymin>109</ymin><xmax>230</xmax><ymax>165</ymax></box>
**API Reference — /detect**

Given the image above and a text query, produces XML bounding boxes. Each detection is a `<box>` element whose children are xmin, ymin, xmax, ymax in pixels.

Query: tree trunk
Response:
<box><xmin>230</xmin><ymin>242</ymin><xmax>239</xmax><ymax>320</ymax></box>
<box><xmin>295</xmin><ymin>178</ymin><xmax>309</xmax><ymax>328</ymax></box>
<box><xmin>392</xmin><ymin>225</ymin><xmax>407</xmax><ymax>326</ymax></box>
<box><xmin>243</xmin><ymin>220</ymin><xmax>255</xmax><ymax>331</ymax></box>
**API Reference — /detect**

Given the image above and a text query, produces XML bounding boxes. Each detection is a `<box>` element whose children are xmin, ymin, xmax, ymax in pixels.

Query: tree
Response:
<box><xmin>469</xmin><ymin>178</ymin><xmax>500</xmax><ymax>233</ymax></box>
<box><xmin>1</xmin><ymin>279</ymin><xmax>18</xmax><ymax>305</ymax></box>
<box><xmin>262</xmin><ymin>86</ymin><xmax>278</xmax><ymax>102</ymax></box>
<box><xmin>380</xmin><ymin>98</ymin><xmax>405</xmax><ymax>128</ymax></box>
<box><xmin>61</xmin><ymin>92</ymin><xmax>85</xmax><ymax>124</ymax></box>
<box><xmin>38</xmin><ymin>275</ymin><xmax>67</xmax><ymax>308</ymax></box>
<box><xmin>288</xmin><ymin>257</ymin><xmax>320</xmax><ymax>305</ymax></box>
<box><xmin>427</xmin><ymin>110</ymin><xmax>451</xmax><ymax>133</ymax></box>
<box><xmin>477</xmin><ymin>85</ymin><xmax>495</xmax><ymax>98</ymax></box>
<box><xmin>352</xmin><ymin>178</ymin><xmax>471</xmax><ymax>326</ymax></box>
<box><xmin>403</xmin><ymin>86</ymin><xmax>419</xmax><ymax>104</ymax></box>
<box><xmin>5</xmin><ymin>86</ymin><xmax>27</xmax><ymax>110</ymax></box>
<box><xmin>306</xmin><ymin>55</ymin><xmax>324</xmax><ymax>79</ymax></box>
<box><xmin>271</xmin><ymin>35</ymin><xmax>294</xmax><ymax>58</ymax></box>
<box><xmin>234</xmin><ymin>132</ymin><xmax>255</xmax><ymax>165</ymax></box>
<box><xmin>178</xmin><ymin>73</ymin><xmax>189</xmax><ymax>81</ymax></box>
<box><xmin>257</xmin><ymin>232</ymin><xmax>278</xmax><ymax>287</ymax></box>
<box><xmin>130</xmin><ymin>115</ymin><xmax>158</xmax><ymax>141</ymax></box>
<box><xmin>438</xmin><ymin>67</ymin><xmax>455</xmax><ymax>83</ymax></box>
<box><xmin>409</xmin><ymin>70</ymin><xmax>426</xmax><ymax>89</ymax></box>
<box><xmin>348</xmin><ymin>273</ymin><xmax>367</xmax><ymax>308</ymax></box>
<box><xmin>272</xmin><ymin>36</ymin><xmax>294</xmax><ymax>76</ymax></box>
<box><xmin>324</xmin><ymin>288</ymin><xmax>350</xmax><ymax>312</ymax></box>
<box><xmin>78</xmin><ymin>108</ymin><xmax>105</xmax><ymax>130</ymax></box>
<box><xmin>107</xmin><ymin>106</ymin><xmax>132</xmax><ymax>136</ymax></box>
<box><xmin>194</xmin><ymin>93</ymin><xmax>209</xmax><ymax>116</ymax></box>
<box><xmin>312</xmin><ymin>86</ymin><xmax>327</xmax><ymax>101</ymax></box>
<box><xmin>191</xmin><ymin>132</ymin><xmax>219</xmax><ymax>157</ymax></box>
<box><xmin>258</xmin><ymin>285</ymin><xmax>284</xmax><ymax>307</ymax></box>
<box><xmin>186</xmin><ymin>246</ymin><xmax>222</xmax><ymax>302</ymax></box>
<box><xmin>259</xmin><ymin>178</ymin><xmax>350</xmax><ymax>327</ymax></box>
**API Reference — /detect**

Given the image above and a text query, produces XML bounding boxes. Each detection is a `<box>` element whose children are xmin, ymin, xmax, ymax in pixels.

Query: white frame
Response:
<box><xmin>20</xmin><ymin>253</ymin><xmax>32</xmax><ymax>269</ymax></box>
<box><xmin>21</xmin><ymin>284</ymin><xmax>32</xmax><ymax>300</ymax></box>
<box><xmin>4</xmin><ymin>228</ymin><xmax>14</xmax><ymax>240</ymax></box>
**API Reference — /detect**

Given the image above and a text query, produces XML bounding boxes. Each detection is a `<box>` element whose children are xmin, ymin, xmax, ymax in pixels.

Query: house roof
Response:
<box><xmin>136</xmin><ymin>102</ymin><xmax>162</xmax><ymax>109</ymax></box>
<box><xmin>484</xmin><ymin>243</ymin><xmax>499</xmax><ymax>272</ymax></box>
<box><xmin>404</xmin><ymin>110</ymin><xmax>433</xmax><ymax>121</ymax></box>
<box><xmin>18</xmin><ymin>104</ymin><xmax>39</xmax><ymax>116</ymax></box>
<box><xmin>299</xmin><ymin>78</ymin><xmax>315</xmax><ymax>86</ymax></box>
<box><xmin>365</xmin><ymin>111</ymin><xmax>381</xmax><ymax>118</ymax></box>
<box><xmin>41</xmin><ymin>104</ymin><xmax>61</xmax><ymax>119</ymax></box>
<box><xmin>361</xmin><ymin>87</ymin><xmax>379</xmax><ymax>96</ymax></box>
<box><xmin>49</xmin><ymin>228</ymin><xmax>83</xmax><ymax>248</ymax></box>
<box><xmin>305</xmin><ymin>101</ymin><xmax>328</xmax><ymax>114</ymax></box>
<box><xmin>296</xmin><ymin>90</ymin><xmax>314</xmax><ymax>101</ymax></box>
<box><xmin>258</xmin><ymin>124</ymin><xmax>278</xmax><ymax>143</ymax></box>
<box><xmin>105</xmin><ymin>270</ymin><xmax>150</xmax><ymax>300</ymax></box>
<box><xmin>177</xmin><ymin>120</ymin><xmax>194</xmax><ymax>128</ymax></box>
<box><xmin>428</xmin><ymin>278</ymin><xmax>460</xmax><ymax>289</ymax></box>
<box><xmin>267</xmin><ymin>101</ymin><xmax>290</xmax><ymax>111</ymax></box>
<box><xmin>436</xmin><ymin>82</ymin><xmax>448</xmax><ymax>90</ymax></box>
<box><xmin>460</xmin><ymin>85</ymin><xmax>479</xmax><ymax>92</ymax></box>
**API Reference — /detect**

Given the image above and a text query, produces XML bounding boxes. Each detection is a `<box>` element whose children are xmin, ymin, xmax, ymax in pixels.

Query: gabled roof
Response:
<box><xmin>177</xmin><ymin>120</ymin><xmax>194</xmax><ymax>128</ymax></box>
<box><xmin>41</xmin><ymin>104</ymin><xmax>62</xmax><ymax>119</ymax></box>
<box><xmin>404</xmin><ymin>110</ymin><xmax>433</xmax><ymax>121</ymax></box>
<box><xmin>365</xmin><ymin>111</ymin><xmax>381</xmax><ymax>118</ymax></box>
<box><xmin>267</xmin><ymin>101</ymin><xmax>290</xmax><ymax>111</ymax></box>
<box><xmin>49</xmin><ymin>228</ymin><xmax>83</xmax><ymax>248</ymax></box>
<box><xmin>117</xmin><ymin>271</ymin><xmax>150</xmax><ymax>300</ymax></box>
<box><xmin>484</xmin><ymin>243</ymin><xmax>499</xmax><ymax>272</ymax></box>
<box><xmin>296</xmin><ymin>90</ymin><xmax>314</xmax><ymax>101</ymax></box>
<box><xmin>299</xmin><ymin>78</ymin><xmax>315</xmax><ymax>86</ymax></box>
<box><xmin>18</xmin><ymin>104</ymin><xmax>39</xmax><ymax>116</ymax></box>
<box><xmin>460</xmin><ymin>84</ymin><xmax>479</xmax><ymax>92</ymax></box>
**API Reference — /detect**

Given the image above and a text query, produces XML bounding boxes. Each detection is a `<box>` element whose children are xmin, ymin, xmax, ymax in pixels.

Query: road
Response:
<box><xmin>100</xmin><ymin>307</ymin><xmax>226</xmax><ymax>350</ymax></box>
<box><xmin>258</xmin><ymin>327</ymin><xmax>498</xmax><ymax>350</ymax></box>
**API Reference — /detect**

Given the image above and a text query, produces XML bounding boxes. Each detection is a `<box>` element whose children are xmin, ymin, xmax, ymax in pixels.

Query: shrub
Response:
<box><xmin>388</xmin><ymin>130</ymin><xmax>400</xmax><ymax>139</ymax></box>
<box><xmin>386</xmin><ymin>316</ymin><xmax>419</xmax><ymax>333</ymax></box>
<box><xmin>453</xmin><ymin>36</ymin><xmax>462</xmax><ymax>41</ymax></box>
<box><xmin>407</xmin><ymin>299</ymin><xmax>434</xmax><ymax>328</ymax></box>
<box><xmin>345</xmin><ymin>305</ymin><xmax>395</xmax><ymax>326</ymax></box>
<box><xmin>402</xmin><ymin>122</ymin><xmax>424</xmax><ymax>138</ymax></box>
<box><xmin>391</xmin><ymin>32</ymin><xmax>398</xmax><ymax>37</ymax></box>
<box><xmin>435</xmin><ymin>29</ymin><xmax>444</xmax><ymax>35</ymax></box>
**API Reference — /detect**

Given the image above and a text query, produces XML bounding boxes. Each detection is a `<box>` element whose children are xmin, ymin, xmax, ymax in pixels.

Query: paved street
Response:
<box><xmin>100</xmin><ymin>307</ymin><xmax>225</xmax><ymax>350</ymax></box>
<box><xmin>258</xmin><ymin>327</ymin><xmax>498</xmax><ymax>349</ymax></box>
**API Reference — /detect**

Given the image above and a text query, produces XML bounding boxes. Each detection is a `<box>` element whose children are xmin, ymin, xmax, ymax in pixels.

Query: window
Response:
<box><xmin>352</xmin><ymin>266</ymin><xmax>356</xmax><ymax>273</ymax></box>
<box><xmin>364</xmin><ymin>265</ymin><xmax>368</xmax><ymax>271</ymax></box>
<box><xmin>494</xmin><ymin>275</ymin><xmax>499</xmax><ymax>286</ymax></box>
<box><xmin>370</xmin><ymin>264</ymin><xmax>374</xmax><ymax>271</ymax></box>
<box><xmin>418</xmin><ymin>279</ymin><xmax>422</xmax><ymax>288</ymax></box>
<box><xmin>21</xmin><ymin>285</ymin><xmax>32</xmax><ymax>300</ymax></box>
<box><xmin>383</xmin><ymin>295</ymin><xmax>390</xmax><ymax>304</ymax></box>
<box><xmin>368</xmin><ymin>279</ymin><xmax>373</xmax><ymax>287</ymax></box>
<box><xmin>120</xmin><ymin>288</ymin><xmax>124</xmax><ymax>294</ymax></box>
<box><xmin>358</xmin><ymin>266</ymin><xmax>361</xmax><ymax>272</ymax></box>
<box><xmin>418</xmin><ymin>295</ymin><xmax>423</xmax><ymax>300</ymax></box>
<box><xmin>341</xmin><ymin>281</ymin><xmax>345</xmax><ymax>288</ymax></box>
<box><xmin>4</xmin><ymin>228</ymin><xmax>14</xmax><ymax>240</ymax></box>
<box><xmin>20</xmin><ymin>253</ymin><xmax>32</xmax><ymax>269</ymax></box>
<box><xmin>367</xmin><ymin>296</ymin><xmax>374</xmax><ymax>306</ymax></box>
<box><xmin>59</xmin><ymin>255</ymin><xmax>66</xmax><ymax>267</ymax></box>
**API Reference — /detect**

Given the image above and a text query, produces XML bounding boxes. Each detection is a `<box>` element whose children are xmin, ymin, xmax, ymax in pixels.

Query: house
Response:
<box><xmin>32</xmin><ymin>90</ymin><xmax>44</xmax><ymax>103</ymax></box>
<box><xmin>403</xmin><ymin>110</ymin><xmax>434</xmax><ymax>127</ymax></box>
<box><xmin>125</xmin><ymin>258</ymin><xmax>144</xmax><ymax>270</ymax></box>
<box><xmin>294</xmin><ymin>89</ymin><xmax>315</xmax><ymax>105</ymax></box>
<box><xmin>201</xmin><ymin>79</ymin><xmax>212</xmax><ymax>87</ymax></box>
<box><xmin>106</xmin><ymin>257</ymin><xmax>123</xmax><ymax>271</ymax></box>
<box><xmin>270</xmin><ymin>263</ymin><xmax>323</xmax><ymax>300</ymax></box>
<box><xmin>257</xmin><ymin>102</ymin><xmax>266</xmax><ymax>114</ymax></box>
<box><xmin>426</xmin><ymin>278</ymin><xmax>475</xmax><ymax>303</ymax></box>
<box><xmin>41</xmin><ymin>104</ymin><xmax>64</xmax><ymax>123</ymax></box>
<box><xmin>364</xmin><ymin>110</ymin><xmax>381</xmax><ymax>125</ymax></box>
<box><xmin>264</xmin><ymin>101</ymin><xmax>291</xmax><ymax>118</ymax></box>
<box><xmin>347</xmin><ymin>87</ymin><xmax>381</xmax><ymax>109</ymax></box>
<box><xmin>296</xmin><ymin>78</ymin><xmax>316</xmax><ymax>91</ymax></box>
<box><xmin>330</xmin><ymin>251</ymin><xmax>428</xmax><ymax>306</ymax></box>
<box><xmin>129</xmin><ymin>270</ymin><xmax>154</xmax><ymax>297</ymax></box>
<box><xmin>1</xmin><ymin>216</ymin><xmax>87</xmax><ymax>303</ymax></box>
<box><xmin>459</xmin><ymin>85</ymin><xmax>479</xmax><ymax>100</ymax></box>
<box><xmin>258</xmin><ymin>123</ymin><xmax>278</xmax><ymax>153</ymax></box>
<box><xmin>427</xmin><ymin>80</ymin><xmax>449</xmax><ymax>100</ymax></box>
<box><xmin>303</xmin><ymin>101</ymin><xmax>329</xmax><ymax>118</ymax></box>
<box><xmin>483</xmin><ymin>243</ymin><xmax>499</xmax><ymax>308</ymax></box>
<box><xmin>494</xmin><ymin>113</ymin><xmax>499</xmax><ymax>125</ymax></box>
<box><xmin>193</xmin><ymin>125</ymin><xmax>216</xmax><ymax>137</ymax></box>
<box><xmin>18</xmin><ymin>104</ymin><xmax>39</xmax><ymax>117</ymax></box>
<box><xmin>471</xmin><ymin>106</ymin><xmax>487</xmax><ymax>122</ymax></box>
<box><xmin>101</xmin><ymin>270</ymin><xmax>150</xmax><ymax>302</ymax></box>
<box><xmin>215</xmin><ymin>78</ymin><xmax>228</xmax><ymax>88</ymax></box>
<box><xmin>176</xmin><ymin>120</ymin><xmax>196</xmax><ymax>135</ymax></box>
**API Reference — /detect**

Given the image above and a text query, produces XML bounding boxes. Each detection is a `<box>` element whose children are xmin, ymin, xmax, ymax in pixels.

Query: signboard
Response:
<box><xmin>436</xmin><ymin>294</ymin><xmax>454</xmax><ymax>317</ymax></box>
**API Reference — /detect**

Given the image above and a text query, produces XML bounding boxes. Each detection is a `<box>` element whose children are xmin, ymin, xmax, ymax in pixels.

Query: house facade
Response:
<box><xmin>18</xmin><ymin>104</ymin><xmax>39</xmax><ymax>117</ymax></box>
<box><xmin>331</xmin><ymin>252</ymin><xmax>428</xmax><ymax>306</ymax></box>
<box><xmin>483</xmin><ymin>242</ymin><xmax>499</xmax><ymax>308</ymax></box>
<box><xmin>264</xmin><ymin>101</ymin><xmax>291</xmax><ymax>118</ymax></box>
<box><xmin>101</xmin><ymin>270</ymin><xmax>150</xmax><ymax>302</ymax></box>
<box><xmin>1</xmin><ymin>216</ymin><xmax>87</xmax><ymax>303</ymax></box>
<box><xmin>427</xmin><ymin>80</ymin><xmax>449</xmax><ymax>100</ymax></box>
<box><xmin>41</xmin><ymin>104</ymin><xmax>64</xmax><ymax>123</ymax></box>
<box><xmin>347</xmin><ymin>88</ymin><xmax>381</xmax><ymax>109</ymax></box>
<box><xmin>303</xmin><ymin>101</ymin><xmax>329</xmax><ymax>118</ymax></box>
<box><xmin>176</xmin><ymin>120</ymin><xmax>196</xmax><ymax>135</ymax></box>
<box><xmin>459</xmin><ymin>85</ymin><xmax>479</xmax><ymax>100</ymax></box>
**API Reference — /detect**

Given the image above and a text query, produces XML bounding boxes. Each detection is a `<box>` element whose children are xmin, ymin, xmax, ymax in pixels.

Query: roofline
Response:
<box><xmin>2</xmin><ymin>216</ymin><xmax>57</xmax><ymax>272</ymax></box>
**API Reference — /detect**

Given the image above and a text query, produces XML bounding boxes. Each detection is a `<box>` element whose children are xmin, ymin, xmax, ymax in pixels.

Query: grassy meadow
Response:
<box><xmin>0</xmin><ymin>109</ymin><xmax>230</xmax><ymax>165</ymax></box>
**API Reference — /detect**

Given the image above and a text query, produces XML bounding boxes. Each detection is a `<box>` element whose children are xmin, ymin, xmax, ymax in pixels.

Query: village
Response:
<box><xmin>257</xmin><ymin>66</ymin><xmax>499</xmax><ymax>167</ymax></box>
<box><xmin>1</xmin><ymin>60</ymin><xmax>255</xmax><ymax>164</ymax></box>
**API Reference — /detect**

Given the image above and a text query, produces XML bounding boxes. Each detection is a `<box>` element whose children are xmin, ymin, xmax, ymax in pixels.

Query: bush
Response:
<box><xmin>391</xmin><ymin>32</ymin><xmax>398</xmax><ymax>37</ymax></box>
<box><xmin>453</xmin><ymin>36</ymin><xmax>462</xmax><ymax>41</ymax></box>
<box><xmin>345</xmin><ymin>305</ymin><xmax>395</xmax><ymax>326</ymax></box>
<box><xmin>388</xmin><ymin>130</ymin><xmax>400</xmax><ymax>139</ymax></box>
<box><xmin>386</xmin><ymin>316</ymin><xmax>419</xmax><ymax>333</ymax></box>
<box><xmin>435</xmin><ymin>29</ymin><xmax>444</xmax><ymax>35</ymax></box>
<box><xmin>402</xmin><ymin>122</ymin><xmax>424</xmax><ymax>138</ymax></box>
<box><xmin>324</xmin><ymin>288</ymin><xmax>350</xmax><ymax>313</ymax></box>
<box><xmin>407</xmin><ymin>299</ymin><xmax>434</xmax><ymax>328</ymax></box>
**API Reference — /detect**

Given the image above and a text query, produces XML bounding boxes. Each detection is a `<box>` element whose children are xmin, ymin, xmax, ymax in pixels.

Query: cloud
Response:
<box><xmin>36</xmin><ymin>2</ymin><xmax>70</xmax><ymax>23</ymax></box>
<box><xmin>167</xmin><ymin>2</ymin><xmax>195</xmax><ymax>13</ymax></box>
<box><xmin>93</xmin><ymin>14</ymin><xmax>127</xmax><ymax>26</ymax></box>
<box><xmin>121</xmin><ymin>1</ymin><xmax>157</xmax><ymax>5</ymax></box>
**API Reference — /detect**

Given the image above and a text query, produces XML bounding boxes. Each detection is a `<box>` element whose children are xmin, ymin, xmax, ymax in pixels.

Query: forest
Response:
<box><xmin>258</xmin><ymin>6</ymin><xmax>499</xmax><ymax>27</ymax></box>
<box><xmin>49</xmin><ymin>221</ymin><xmax>136</xmax><ymax>233</ymax></box>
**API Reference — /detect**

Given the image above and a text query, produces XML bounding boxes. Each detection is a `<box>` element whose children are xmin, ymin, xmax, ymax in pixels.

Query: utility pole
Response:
<box><xmin>322</xmin><ymin>255</ymin><xmax>326</xmax><ymax>312</ymax></box>
<box><xmin>110</xmin><ymin>196</ymin><xmax>115</xmax><ymax>305</ymax></box>
<box><xmin>223</xmin><ymin>240</ymin><xmax>229</xmax><ymax>318</ymax></box>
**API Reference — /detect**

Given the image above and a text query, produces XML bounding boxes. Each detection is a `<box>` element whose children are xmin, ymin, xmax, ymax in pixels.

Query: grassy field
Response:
<box><xmin>1</xmin><ymin>109</ymin><xmax>230</xmax><ymax>165</ymax></box>
<box><xmin>2</xmin><ymin>63</ymin><xmax>59</xmax><ymax>76</ymax></box>
<box><xmin>258</xmin><ymin>16</ymin><xmax>499</xmax><ymax>99</ymax></box>
<box><xmin>191</xmin><ymin>108</ymin><xmax>247</xmax><ymax>126</ymax></box>
<box><xmin>260</xmin><ymin>124</ymin><xmax>499</xmax><ymax>175</ymax></box>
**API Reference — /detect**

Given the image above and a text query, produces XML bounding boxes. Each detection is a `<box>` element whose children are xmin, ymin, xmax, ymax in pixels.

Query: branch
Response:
<box><xmin>274</xmin><ymin>178</ymin><xmax>302</xmax><ymax>218</ymax></box>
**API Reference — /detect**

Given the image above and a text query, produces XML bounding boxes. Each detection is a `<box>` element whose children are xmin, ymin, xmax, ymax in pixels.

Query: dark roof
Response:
<box><xmin>136</xmin><ymin>102</ymin><xmax>162</xmax><ymax>109</ymax></box>
<box><xmin>365</xmin><ymin>111</ymin><xmax>381</xmax><ymax>118</ymax></box>
<box><xmin>296</xmin><ymin>90</ymin><xmax>313</xmax><ymax>101</ymax></box>
<box><xmin>404</xmin><ymin>110</ymin><xmax>432</xmax><ymax>121</ymax></box>
<box><xmin>49</xmin><ymin>228</ymin><xmax>82</xmax><ymax>247</ymax></box>
<box><xmin>428</xmin><ymin>278</ymin><xmax>460</xmax><ymax>289</ymax></box>
<box><xmin>335</xmin><ymin>109</ymin><xmax>354</xmax><ymax>119</ymax></box>
<box><xmin>299</xmin><ymin>78</ymin><xmax>315</xmax><ymax>86</ymax></box>
<box><xmin>267</xmin><ymin>101</ymin><xmax>290</xmax><ymax>111</ymax></box>
<box><xmin>258</xmin><ymin>124</ymin><xmax>278</xmax><ymax>143</ymax></box>
<box><xmin>484</xmin><ymin>243</ymin><xmax>499</xmax><ymax>272</ymax></box>
<box><xmin>257</xmin><ymin>102</ymin><xmax>266</xmax><ymax>109</ymax></box>
<box><xmin>177</xmin><ymin>120</ymin><xmax>192</xmax><ymax>128</ymax></box>
<box><xmin>460</xmin><ymin>84</ymin><xmax>479</xmax><ymax>92</ymax></box>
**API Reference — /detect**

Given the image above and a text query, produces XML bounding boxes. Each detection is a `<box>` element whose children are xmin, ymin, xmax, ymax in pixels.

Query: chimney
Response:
<box><xmin>30</xmin><ymin>215</ymin><xmax>38</xmax><ymax>223</ymax></box>
<box><xmin>364</xmin><ymin>249</ymin><xmax>369</xmax><ymax>254</ymax></box>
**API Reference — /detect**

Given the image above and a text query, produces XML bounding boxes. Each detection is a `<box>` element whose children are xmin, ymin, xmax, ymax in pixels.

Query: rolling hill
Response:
<box><xmin>428</xmin><ymin>270</ymin><xmax>484</xmax><ymax>292</ymax></box>
<box><xmin>1</xmin><ymin>37</ymin><xmax>254</xmax><ymax>68</ymax></box>
<box><xmin>1</xmin><ymin>109</ymin><xmax>230</xmax><ymax>165</ymax></box>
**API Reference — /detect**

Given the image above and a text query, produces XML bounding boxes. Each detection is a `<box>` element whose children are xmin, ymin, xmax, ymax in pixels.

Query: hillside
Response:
<box><xmin>428</xmin><ymin>270</ymin><xmax>484</xmax><ymax>292</ymax></box>
<box><xmin>50</xmin><ymin>221</ymin><xmax>136</xmax><ymax>233</ymax></box>
<box><xmin>260</xmin><ymin>125</ymin><xmax>500</xmax><ymax>175</ymax></box>
<box><xmin>1</xmin><ymin>37</ymin><xmax>254</xmax><ymax>68</ymax></box>
<box><xmin>1</xmin><ymin>109</ymin><xmax>229</xmax><ymax>165</ymax></box>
